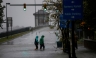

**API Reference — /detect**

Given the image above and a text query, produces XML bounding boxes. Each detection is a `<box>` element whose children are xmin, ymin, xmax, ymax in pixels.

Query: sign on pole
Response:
<box><xmin>7</xmin><ymin>17</ymin><xmax>12</xmax><ymax>27</ymax></box>
<box><xmin>59</xmin><ymin>14</ymin><xmax>72</xmax><ymax>28</ymax></box>
<box><xmin>63</xmin><ymin>0</ymin><xmax>83</xmax><ymax>20</ymax></box>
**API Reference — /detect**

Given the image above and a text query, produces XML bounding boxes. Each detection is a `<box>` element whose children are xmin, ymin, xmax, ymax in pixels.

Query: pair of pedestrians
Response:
<box><xmin>34</xmin><ymin>35</ymin><xmax>45</xmax><ymax>50</ymax></box>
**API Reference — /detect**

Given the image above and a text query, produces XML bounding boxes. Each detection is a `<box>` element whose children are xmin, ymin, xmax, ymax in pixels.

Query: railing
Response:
<box><xmin>0</xmin><ymin>26</ymin><xmax>48</xmax><ymax>38</ymax></box>
<box><xmin>0</xmin><ymin>27</ymin><xmax>30</xmax><ymax>38</ymax></box>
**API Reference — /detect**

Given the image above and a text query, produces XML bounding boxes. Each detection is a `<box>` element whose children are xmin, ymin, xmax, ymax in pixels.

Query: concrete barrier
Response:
<box><xmin>84</xmin><ymin>39</ymin><xmax>96</xmax><ymax>51</ymax></box>
<box><xmin>0</xmin><ymin>27</ymin><xmax>30</xmax><ymax>38</ymax></box>
<box><xmin>0</xmin><ymin>26</ymin><xmax>48</xmax><ymax>38</ymax></box>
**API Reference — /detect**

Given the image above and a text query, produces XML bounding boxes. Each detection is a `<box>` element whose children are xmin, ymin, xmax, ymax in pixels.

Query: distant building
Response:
<box><xmin>33</xmin><ymin>10</ymin><xmax>49</xmax><ymax>27</ymax></box>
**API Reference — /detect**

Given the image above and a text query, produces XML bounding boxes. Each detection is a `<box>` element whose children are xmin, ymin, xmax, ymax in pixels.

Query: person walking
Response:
<box><xmin>34</xmin><ymin>35</ymin><xmax>39</xmax><ymax>50</ymax></box>
<box><xmin>39</xmin><ymin>35</ymin><xmax>45</xmax><ymax>50</ymax></box>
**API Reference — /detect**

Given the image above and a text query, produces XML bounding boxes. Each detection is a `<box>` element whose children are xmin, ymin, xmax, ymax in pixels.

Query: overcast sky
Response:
<box><xmin>2</xmin><ymin>0</ymin><xmax>43</xmax><ymax>27</ymax></box>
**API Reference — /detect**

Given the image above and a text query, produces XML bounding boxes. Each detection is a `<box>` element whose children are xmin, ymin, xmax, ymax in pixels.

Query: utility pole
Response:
<box><xmin>67</xmin><ymin>20</ymin><xmax>71</xmax><ymax>58</ymax></box>
<box><xmin>6</xmin><ymin>3</ymin><xmax>8</xmax><ymax>39</ymax></box>
<box><xmin>71</xmin><ymin>20</ymin><xmax>77</xmax><ymax>58</ymax></box>
<box><xmin>6</xmin><ymin>3</ymin><xmax>10</xmax><ymax>39</ymax></box>
<box><xmin>34</xmin><ymin>0</ymin><xmax>36</xmax><ymax>27</ymax></box>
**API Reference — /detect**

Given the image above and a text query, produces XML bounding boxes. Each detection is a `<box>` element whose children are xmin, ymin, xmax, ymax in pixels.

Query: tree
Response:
<box><xmin>80</xmin><ymin>0</ymin><xmax>96</xmax><ymax>39</ymax></box>
<box><xmin>83</xmin><ymin>0</ymin><xmax>96</xmax><ymax>30</ymax></box>
<box><xmin>0</xmin><ymin>0</ymin><xmax>5</xmax><ymax>29</ymax></box>
<box><xmin>42</xmin><ymin>0</ymin><xmax>62</xmax><ymax>30</ymax></box>
<box><xmin>41</xmin><ymin>0</ymin><xmax>63</xmax><ymax>42</ymax></box>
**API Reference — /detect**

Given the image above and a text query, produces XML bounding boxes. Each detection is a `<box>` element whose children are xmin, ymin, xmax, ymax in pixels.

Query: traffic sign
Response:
<box><xmin>7</xmin><ymin>17</ymin><xmax>13</xmax><ymax>27</ymax></box>
<box><xmin>60</xmin><ymin>20</ymin><xmax>67</xmax><ymax>28</ymax></box>
<box><xmin>63</xmin><ymin>0</ymin><xmax>83</xmax><ymax>20</ymax></box>
<box><xmin>59</xmin><ymin>14</ymin><xmax>72</xmax><ymax>28</ymax></box>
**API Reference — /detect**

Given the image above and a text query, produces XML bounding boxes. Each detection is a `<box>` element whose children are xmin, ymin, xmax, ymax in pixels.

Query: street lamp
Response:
<box><xmin>34</xmin><ymin>0</ymin><xmax>36</xmax><ymax>27</ymax></box>
<box><xmin>6</xmin><ymin>3</ymin><xmax>10</xmax><ymax>39</ymax></box>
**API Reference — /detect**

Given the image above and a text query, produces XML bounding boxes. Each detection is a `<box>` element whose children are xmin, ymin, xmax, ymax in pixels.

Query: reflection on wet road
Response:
<box><xmin>0</xmin><ymin>27</ymin><xmax>96</xmax><ymax>58</ymax></box>
<box><xmin>0</xmin><ymin>27</ymin><xmax>67</xmax><ymax>58</ymax></box>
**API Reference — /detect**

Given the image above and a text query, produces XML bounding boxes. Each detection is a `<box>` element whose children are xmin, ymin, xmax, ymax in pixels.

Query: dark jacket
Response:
<box><xmin>34</xmin><ymin>39</ymin><xmax>38</xmax><ymax>45</ymax></box>
<box><xmin>40</xmin><ymin>35</ymin><xmax>44</xmax><ymax>44</ymax></box>
<box><xmin>34</xmin><ymin>36</ymin><xmax>38</xmax><ymax>45</ymax></box>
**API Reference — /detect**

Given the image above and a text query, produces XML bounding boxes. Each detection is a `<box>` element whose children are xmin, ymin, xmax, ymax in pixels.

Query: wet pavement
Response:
<box><xmin>0</xmin><ymin>27</ymin><xmax>67</xmax><ymax>58</ymax></box>
<box><xmin>0</xmin><ymin>27</ymin><xmax>96</xmax><ymax>58</ymax></box>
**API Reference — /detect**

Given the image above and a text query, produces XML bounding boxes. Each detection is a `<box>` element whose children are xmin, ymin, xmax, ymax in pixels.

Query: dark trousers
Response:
<box><xmin>40</xmin><ymin>44</ymin><xmax>45</xmax><ymax>50</ymax></box>
<box><xmin>35</xmin><ymin>44</ymin><xmax>38</xmax><ymax>49</ymax></box>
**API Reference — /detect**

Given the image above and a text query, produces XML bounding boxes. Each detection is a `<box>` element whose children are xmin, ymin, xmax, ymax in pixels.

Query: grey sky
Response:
<box><xmin>2</xmin><ymin>0</ymin><xmax>43</xmax><ymax>27</ymax></box>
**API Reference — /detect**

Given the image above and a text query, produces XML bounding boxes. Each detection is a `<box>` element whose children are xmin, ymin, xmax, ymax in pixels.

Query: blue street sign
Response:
<box><xmin>59</xmin><ymin>14</ymin><xmax>72</xmax><ymax>28</ymax></box>
<box><xmin>60</xmin><ymin>20</ymin><xmax>67</xmax><ymax>28</ymax></box>
<box><xmin>59</xmin><ymin>14</ymin><xmax>66</xmax><ymax>20</ymax></box>
<box><xmin>60</xmin><ymin>20</ymin><xmax>72</xmax><ymax>28</ymax></box>
<box><xmin>63</xmin><ymin>0</ymin><xmax>83</xmax><ymax>20</ymax></box>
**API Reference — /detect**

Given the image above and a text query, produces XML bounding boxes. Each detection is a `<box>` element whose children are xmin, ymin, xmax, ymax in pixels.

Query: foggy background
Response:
<box><xmin>2</xmin><ymin>0</ymin><xmax>43</xmax><ymax>28</ymax></box>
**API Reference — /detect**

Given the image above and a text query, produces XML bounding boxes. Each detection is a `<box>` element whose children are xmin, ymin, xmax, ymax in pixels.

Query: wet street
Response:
<box><xmin>0</xmin><ymin>27</ymin><xmax>96</xmax><ymax>58</ymax></box>
<box><xmin>0</xmin><ymin>27</ymin><xmax>68</xmax><ymax>58</ymax></box>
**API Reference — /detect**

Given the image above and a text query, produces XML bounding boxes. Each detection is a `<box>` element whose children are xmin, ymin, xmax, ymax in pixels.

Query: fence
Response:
<box><xmin>0</xmin><ymin>26</ymin><xmax>48</xmax><ymax>38</ymax></box>
<box><xmin>0</xmin><ymin>27</ymin><xmax>30</xmax><ymax>38</ymax></box>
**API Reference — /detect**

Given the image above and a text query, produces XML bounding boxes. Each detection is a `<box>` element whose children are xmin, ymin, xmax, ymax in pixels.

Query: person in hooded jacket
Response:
<box><xmin>39</xmin><ymin>35</ymin><xmax>45</xmax><ymax>50</ymax></box>
<box><xmin>34</xmin><ymin>36</ymin><xmax>39</xmax><ymax>50</ymax></box>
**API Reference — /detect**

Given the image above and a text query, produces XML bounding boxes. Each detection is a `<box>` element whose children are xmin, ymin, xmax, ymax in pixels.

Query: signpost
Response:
<box><xmin>62</xmin><ymin>0</ymin><xmax>83</xmax><ymax>58</ymax></box>
<box><xmin>60</xmin><ymin>20</ymin><xmax>67</xmax><ymax>28</ymax></box>
<box><xmin>7</xmin><ymin>17</ymin><xmax>12</xmax><ymax>27</ymax></box>
<box><xmin>63</xmin><ymin>0</ymin><xmax>83</xmax><ymax>20</ymax></box>
<box><xmin>59</xmin><ymin>14</ymin><xmax>71</xmax><ymax>58</ymax></box>
<box><xmin>59</xmin><ymin>14</ymin><xmax>66</xmax><ymax>28</ymax></box>
<box><xmin>7</xmin><ymin>17</ymin><xmax>13</xmax><ymax>37</ymax></box>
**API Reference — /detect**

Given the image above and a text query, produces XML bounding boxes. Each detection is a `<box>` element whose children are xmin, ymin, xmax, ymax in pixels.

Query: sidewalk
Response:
<box><xmin>76</xmin><ymin>45</ymin><xmax>96</xmax><ymax>58</ymax></box>
<box><xmin>0</xmin><ymin>27</ymin><xmax>68</xmax><ymax>58</ymax></box>
<box><xmin>0</xmin><ymin>43</ymin><xmax>68</xmax><ymax>58</ymax></box>
<box><xmin>0</xmin><ymin>27</ymin><xmax>96</xmax><ymax>58</ymax></box>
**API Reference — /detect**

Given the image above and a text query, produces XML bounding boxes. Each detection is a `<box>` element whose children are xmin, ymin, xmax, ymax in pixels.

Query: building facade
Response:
<box><xmin>33</xmin><ymin>10</ymin><xmax>49</xmax><ymax>27</ymax></box>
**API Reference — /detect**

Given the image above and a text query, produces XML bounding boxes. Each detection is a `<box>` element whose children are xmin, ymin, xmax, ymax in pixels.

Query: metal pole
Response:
<box><xmin>67</xmin><ymin>20</ymin><xmax>71</xmax><ymax>58</ymax></box>
<box><xmin>6</xmin><ymin>3</ymin><xmax>8</xmax><ymax>39</ymax></box>
<box><xmin>34</xmin><ymin>0</ymin><xmax>36</xmax><ymax>27</ymax></box>
<box><xmin>71</xmin><ymin>20</ymin><xmax>77</xmax><ymax>58</ymax></box>
<box><xmin>43</xmin><ymin>9</ymin><xmax>44</xmax><ymax>25</ymax></box>
<box><xmin>11</xmin><ymin>19</ymin><xmax>12</xmax><ymax>35</ymax></box>
<box><xmin>37</xmin><ymin>3</ymin><xmax>39</xmax><ymax>27</ymax></box>
<box><xmin>62</xmin><ymin>28</ymin><xmax>65</xmax><ymax>52</ymax></box>
<box><xmin>83</xmin><ymin>28</ymin><xmax>85</xmax><ymax>39</ymax></box>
